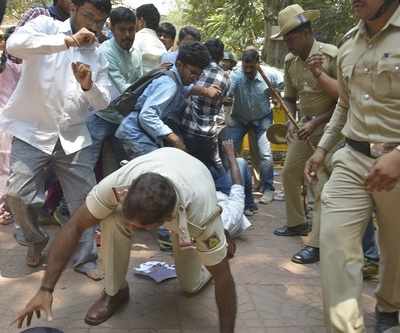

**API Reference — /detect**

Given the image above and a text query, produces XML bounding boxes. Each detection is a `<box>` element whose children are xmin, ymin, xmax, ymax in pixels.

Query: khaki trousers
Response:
<box><xmin>281</xmin><ymin>136</ymin><xmax>328</xmax><ymax>247</ymax></box>
<box><xmin>100</xmin><ymin>213</ymin><xmax>211</xmax><ymax>296</ymax></box>
<box><xmin>320</xmin><ymin>146</ymin><xmax>400</xmax><ymax>332</ymax></box>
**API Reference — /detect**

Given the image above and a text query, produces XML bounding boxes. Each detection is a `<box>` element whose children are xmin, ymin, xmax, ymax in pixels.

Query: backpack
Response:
<box><xmin>109</xmin><ymin>66</ymin><xmax>177</xmax><ymax>117</ymax></box>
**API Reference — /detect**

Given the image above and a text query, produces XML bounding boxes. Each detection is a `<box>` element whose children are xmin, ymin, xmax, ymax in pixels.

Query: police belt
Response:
<box><xmin>345</xmin><ymin>138</ymin><xmax>400</xmax><ymax>159</ymax></box>
<box><xmin>345</xmin><ymin>138</ymin><xmax>374</xmax><ymax>158</ymax></box>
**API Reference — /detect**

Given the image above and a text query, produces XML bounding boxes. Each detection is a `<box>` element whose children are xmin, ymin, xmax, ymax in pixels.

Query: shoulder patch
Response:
<box><xmin>319</xmin><ymin>42</ymin><xmax>339</xmax><ymax>58</ymax></box>
<box><xmin>338</xmin><ymin>26</ymin><xmax>358</xmax><ymax>48</ymax></box>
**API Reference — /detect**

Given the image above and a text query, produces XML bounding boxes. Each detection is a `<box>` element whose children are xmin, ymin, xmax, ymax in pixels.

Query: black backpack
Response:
<box><xmin>109</xmin><ymin>66</ymin><xmax>177</xmax><ymax>117</ymax></box>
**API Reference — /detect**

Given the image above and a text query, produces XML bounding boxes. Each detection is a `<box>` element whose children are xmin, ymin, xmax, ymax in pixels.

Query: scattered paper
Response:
<box><xmin>134</xmin><ymin>261</ymin><xmax>177</xmax><ymax>283</ymax></box>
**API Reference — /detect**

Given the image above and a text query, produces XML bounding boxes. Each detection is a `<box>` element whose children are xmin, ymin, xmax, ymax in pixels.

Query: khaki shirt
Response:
<box><xmin>319</xmin><ymin>6</ymin><xmax>400</xmax><ymax>152</ymax></box>
<box><xmin>284</xmin><ymin>40</ymin><xmax>338</xmax><ymax>120</ymax></box>
<box><xmin>86</xmin><ymin>148</ymin><xmax>227</xmax><ymax>267</ymax></box>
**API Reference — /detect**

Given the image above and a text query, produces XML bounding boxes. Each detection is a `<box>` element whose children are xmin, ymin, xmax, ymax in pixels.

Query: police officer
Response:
<box><xmin>271</xmin><ymin>4</ymin><xmax>339</xmax><ymax>264</ymax></box>
<box><xmin>305</xmin><ymin>0</ymin><xmax>400</xmax><ymax>331</ymax></box>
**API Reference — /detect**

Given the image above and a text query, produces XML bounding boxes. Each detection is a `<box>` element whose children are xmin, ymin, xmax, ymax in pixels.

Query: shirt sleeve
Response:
<box><xmin>283</xmin><ymin>60</ymin><xmax>297</xmax><ymax>99</ymax></box>
<box><xmin>318</xmin><ymin>58</ymin><xmax>349</xmax><ymax>152</ymax></box>
<box><xmin>83</xmin><ymin>51</ymin><xmax>112</xmax><ymax>111</ymax></box>
<box><xmin>228</xmin><ymin>71</ymin><xmax>239</xmax><ymax>97</ymax></box>
<box><xmin>6</xmin><ymin>16</ymin><xmax>68</xmax><ymax>59</ymax></box>
<box><xmin>137</xmin><ymin>76</ymin><xmax>178</xmax><ymax>140</ymax></box>
<box><xmin>85</xmin><ymin>171</ymin><xmax>120</xmax><ymax>220</ymax></box>
<box><xmin>194</xmin><ymin>215</ymin><xmax>228</xmax><ymax>267</ymax></box>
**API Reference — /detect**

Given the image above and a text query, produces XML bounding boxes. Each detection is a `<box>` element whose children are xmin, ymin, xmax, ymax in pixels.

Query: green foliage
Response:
<box><xmin>5</xmin><ymin>0</ymin><xmax>49</xmax><ymax>20</ymax></box>
<box><xmin>168</xmin><ymin>0</ymin><xmax>356</xmax><ymax>58</ymax></box>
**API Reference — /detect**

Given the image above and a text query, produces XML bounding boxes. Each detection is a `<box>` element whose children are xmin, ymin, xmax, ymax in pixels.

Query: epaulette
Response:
<box><xmin>337</xmin><ymin>26</ymin><xmax>358</xmax><ymax>48</ymax></box>
<box><xmin>318</xmin><ymin>42</ymin><xmax>339</xmax><ymax>58</ymax></box>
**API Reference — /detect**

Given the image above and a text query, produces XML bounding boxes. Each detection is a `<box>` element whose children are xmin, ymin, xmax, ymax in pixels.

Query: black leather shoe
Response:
<box><xmin>85</xmin><ymin>286</ymin><xmax>130</xmax><ymax>326</ymax></box>
<box><xmin>291</xmin><ymin>246</ymin><xmax>320</xmax><ymax>264</ymax></box>
<box><xmin>375</xmin><ymin>308</ymin><xmax>399</xmax><ymax>333</ymax></box>
<box><xmin>274</xmin><ymin>224</ymin><xmax>309</xmax><ymax>237</ymax></box>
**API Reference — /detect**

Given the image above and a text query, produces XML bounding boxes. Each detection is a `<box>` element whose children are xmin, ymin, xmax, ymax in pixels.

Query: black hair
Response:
<box><xmin>204</xmin><ymin>38</ymin><xmax>224</xmax><ymax>63</ymax></box>
<box><xmin>178</xmin><ymin>26</ymin><xmax>201</xmax><ymax>42</ymax></box>
<box><xmin>0</xmin><ymin>26</ymin><xmax>16</xmax><ymax>73</ymax></box>
<box><xmin>287</xmin><ymin>21</ymin><xmax>312</xmax><ymax>35</ymax></box>
<box><xmin>109</xmin><ymin>6</ymin><xmax>136</xmax><ymax>26</ymax></box>
<box><xmin>136</xmin><ymin>4</ymin><xmax>160</xmax><ymax>30</ymax></box>
<box><xmin>157</xmin><ymin>22</ymin><xmax>176</xmax><ymax>40</ymax></box>
<box><xmin>122</xmin><ymin>173</ymin><xmax>177</xmax><ymax>225</ymax></box>
<box><xmin>242</xmin><ymin>49</ymin><xmax>260</xmax><ymax>63</ymax></box>
<box><xmin>177</xmin><ymin>41</ymin><xmax>211</xmax><ymax>70</ymax></box>
<box><xmin>71</xmin><ymin>0</ymin><xmax>111</xmax><ymax>14</ymax></box>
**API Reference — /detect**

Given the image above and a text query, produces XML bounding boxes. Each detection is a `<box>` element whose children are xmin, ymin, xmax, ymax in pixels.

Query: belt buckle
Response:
<box><xmin>370</xmin><ymin>143</ymin><xmax>398</xmax><ymax>158</ymax></box>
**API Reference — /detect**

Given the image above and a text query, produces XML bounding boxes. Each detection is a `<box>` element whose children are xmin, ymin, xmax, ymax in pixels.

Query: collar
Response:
<box><xmin>357</xmin><ymin>4</ymin><xmax>400</xmax><ymax>38</ymax></box>
<box><xmin>48</xmin><ymin>4</ymin><xmax>70</xmax><ymax>21</ymax></box>
<box><xmin>138</xmin><ymin>27</ymin><xmax>158</xmax><ymax>37</ymax></box>
<box><xmin>308</xmin><ymin>39</ymin><xmax>320</xmax><ymax>57</ymax></box>
<box><xmin>171</xmin><ymin>65</ymin><xmax>184</xmax><ymax>86</ymax></box>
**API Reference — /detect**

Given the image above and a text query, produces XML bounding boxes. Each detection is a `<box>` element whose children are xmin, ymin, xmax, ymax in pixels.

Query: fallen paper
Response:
<box><xmin>134</xmin><ymin>261</ymin><xmax>177</xmax><ymax>283</ymax></box>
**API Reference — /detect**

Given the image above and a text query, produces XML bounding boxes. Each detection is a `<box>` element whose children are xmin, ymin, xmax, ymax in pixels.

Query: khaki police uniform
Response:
<box><xmin>85</xmin><ymin>148</ymin><xmax>228</xmax><ymax>296</ymax></box>
<box><xmin>282</xmin><ymin>40</ymin><xmax>338</xmax><ymax>247</ymax></box>
<box><xmin>317</xmin><ymin>8</ymin><xmax>400</xmax><ymax>332</ymax></box>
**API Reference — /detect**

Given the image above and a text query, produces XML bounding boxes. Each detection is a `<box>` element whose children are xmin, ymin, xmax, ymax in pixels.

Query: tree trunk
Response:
<box><xmin>262</xmin><ymin>0</ymin><xmax>291</xmax><ymax>68</ymax></box>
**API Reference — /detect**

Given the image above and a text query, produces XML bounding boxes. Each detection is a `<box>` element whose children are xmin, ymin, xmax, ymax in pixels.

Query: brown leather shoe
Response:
<box><xmin>84</xmin><ymin>286</ymin><xmax>130</xmax><ymax>326</ymax></box>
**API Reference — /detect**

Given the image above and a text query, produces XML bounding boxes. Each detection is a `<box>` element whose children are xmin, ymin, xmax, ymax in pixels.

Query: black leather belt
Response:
<box><xmin>345</xmin><ymin>138</ymin><xmax>374</xmax><ymax>158</ymax></box>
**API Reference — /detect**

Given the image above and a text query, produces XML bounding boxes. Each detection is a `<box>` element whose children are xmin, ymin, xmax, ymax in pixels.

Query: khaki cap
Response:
<box><xmin>271</xmin><ymin>4</ymin><xmax>320</xmax><ymax>40</ymax></box>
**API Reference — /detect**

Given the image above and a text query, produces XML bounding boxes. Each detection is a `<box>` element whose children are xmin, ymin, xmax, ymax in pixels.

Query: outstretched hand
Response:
<box><xmin>12</xmin><ymin>290</ymin><xmax>53</xmax><ymax>329</ymax></box>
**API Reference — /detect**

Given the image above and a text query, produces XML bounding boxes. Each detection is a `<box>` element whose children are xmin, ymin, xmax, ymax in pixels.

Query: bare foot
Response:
<box><xmin>75</xmin><ymin>268</ymin><xmax>104</xmax><ymax>281</ymax></box>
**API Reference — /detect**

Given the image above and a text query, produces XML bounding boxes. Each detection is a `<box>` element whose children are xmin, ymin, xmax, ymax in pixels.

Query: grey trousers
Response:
<box><xmin>7</xmin><ymin>138</ymin><xmax>97</xmax><ymax>272</ymax></box>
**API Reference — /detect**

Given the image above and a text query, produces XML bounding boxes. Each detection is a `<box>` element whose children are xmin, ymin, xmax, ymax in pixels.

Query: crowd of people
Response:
<box><xmin>0</xmin><ymin>0</ymin><xmax>400</xmax><ymax>332</ymax></box>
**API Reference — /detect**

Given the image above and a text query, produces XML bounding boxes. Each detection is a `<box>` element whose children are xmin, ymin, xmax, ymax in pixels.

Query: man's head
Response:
<box><xmin>176</xmin><ymin>41</ymin><xmax>211</xmax><ymax>85</ymax></box>
<box><xmin>136</xmin><ymin>4</ymin><xmax>160</xmax><ymax>32</ymax></box>
<box><xmin>177</xmin><ymin>26</ymin><xmax>201</xmax><ymax>46</ymax></box>
<box><xmin>70</xmin><ymin>0</ymin><xmax>111</xmax><ymax>34</ymax></box>
<box><xmin>352</xmin><ymin>0</ymin><xmax>398</xmax><ymax>21</ymax></box>
<box><xmin>109</xmin><ymin>7</ymin><xmax>136</xmax><ymax>51</ymax></box>
<box><xmin>241</xmin><ymin>48</ymin><xmax>260</xmax><ymax>80</ymax></box>
<box><xmin>122</xmin><ymin>173</ymin><xmax>177</xmax><ymax>230</ymax></box>
<box><xmin>221</xmin><ymin>51</ymin><xmax>237</xmax><ymax>71</ymax></box>
<box><xmin>204</xmin><ymin>38</ymin><xmax>224</xmax><ymax>64</ymax></box>
<box><xmin>54</xmin><ymin>0</ymin><xmax>72</xmax><ymax>15</ymax></box>
<box><xmin>283</xmin><ymin>21</ymin><xmax>313</xmax><ymax>57</ymax></box>
<box><xmin>157</xmin><ymin>22</ymin><xmax>176</xmax><ymax>50</ymax></box>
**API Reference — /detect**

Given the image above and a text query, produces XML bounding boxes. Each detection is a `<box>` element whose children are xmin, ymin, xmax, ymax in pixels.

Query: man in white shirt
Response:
<box><xmin>1</xmin><ymin>0</ymin><xmax>112</xmax><ymax>278</ymax></box>
<box><xmin>133</xmin><ymin>3</ymin><xmax>166</xmax><ymax>74</ymax></box>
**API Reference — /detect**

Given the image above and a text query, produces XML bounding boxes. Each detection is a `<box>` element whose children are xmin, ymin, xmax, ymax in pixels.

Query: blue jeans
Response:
<box><xmin>362</xmin><ymin>219</ymin><xmax>380</xmax><ymax>263</ymax></box>
<box><xmin>223</xmin><ymin>116</ymin><xmax>274</xmax><ymax>192</ymax></box>
<box><xmin>86</xmin><ymin>113</ymin><xmax>127</xmax><ymax>167</ymax></box>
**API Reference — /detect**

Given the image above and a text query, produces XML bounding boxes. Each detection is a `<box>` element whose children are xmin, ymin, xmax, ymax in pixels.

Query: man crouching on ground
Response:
<box><xmin>14</xmin><ymin>147</ymin><xmax>237</xmax><ymax>333</ymax></box>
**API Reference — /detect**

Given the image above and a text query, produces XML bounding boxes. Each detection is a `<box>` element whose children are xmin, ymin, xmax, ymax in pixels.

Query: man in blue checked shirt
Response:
<box><xmin>115</xmin><ymin>41</ymin><xmax>213</xmax><ymax>158</ymax></box>
<box><xmin>225</xmin><ymin>48</ymin><xmax>283</xmax><ymax>205</ymax></box>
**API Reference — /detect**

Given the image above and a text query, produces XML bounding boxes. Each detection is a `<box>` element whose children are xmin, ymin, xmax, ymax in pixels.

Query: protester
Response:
<box><xmin>0</xmin><ymin>26</ymin><xmax>21</xmax><ymax>225</ymax></box>
<box><xmin>1</xmin><ymin>0</ymin><xmax>112</xmax><ymax>280</ymax></box>
<box><xmin>157</xmin><ymin>21</ymin><xmax>176</xmax><ymax>51</ymax></box>
<box><xmin>305</xmin><ymin>0</ymin><xmax>400</xmax><ymax>331</ymax></box>
<box><xmin>133</xmin><ymin>3</ymin><xmax>166</xmax><ymax>73</ymax></box>
<box><xmin>161</xmin><ymin>25</ymin><xmax>201</xmax><ymax>65</ymax></box>
<box><xmin>115</xmin><ymin>41</ymin><xmax>210</xmax><ymax>158</ymax></box>
<box><xmin>87</xmin><ymin>6</ymin><xmax>143</xmax><ymax>169</ymax></box>
<box><xmin>180</xmin><ymin>38</ymin><xmax>230</xmax><ymax>184</ymax></box>
<box><xmin>224</xmin><ymin>48</ymin><xmax>279</xmax><ymax>205</ymax></box>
